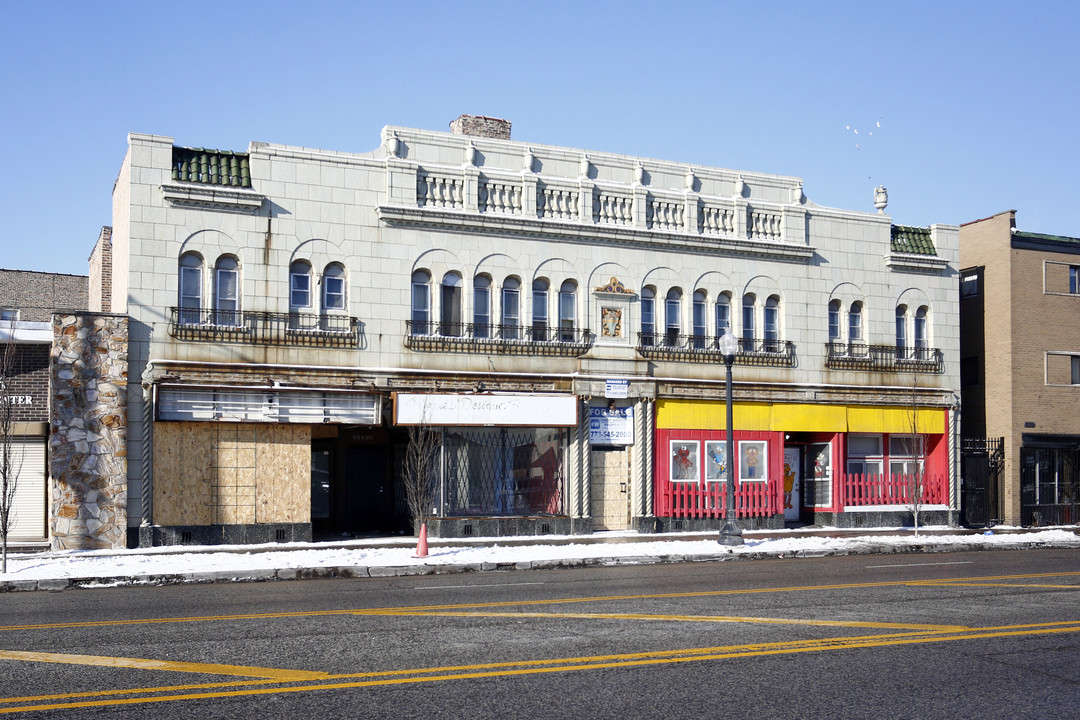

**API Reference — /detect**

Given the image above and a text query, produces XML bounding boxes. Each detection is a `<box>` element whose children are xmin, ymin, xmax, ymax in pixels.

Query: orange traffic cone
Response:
<box><xmin>413</xmin><ymin>523</ymin><xmax>429</xmax><ymax>558</ymax></box>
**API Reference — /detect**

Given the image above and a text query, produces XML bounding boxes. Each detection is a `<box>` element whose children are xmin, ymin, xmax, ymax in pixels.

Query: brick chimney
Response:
<box><xmin>88</xmin><ymin>226</ymin><xmax>113</xmax><ymax>313</ymax></box>
<box><xmin>449</xmin><ymin>114</ymin><xmax>511</xmax><ymax>140</ymax></box>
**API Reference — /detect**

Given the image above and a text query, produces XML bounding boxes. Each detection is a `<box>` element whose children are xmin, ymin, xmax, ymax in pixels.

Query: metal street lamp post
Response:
<box><xmin>717</xmin><ymin>331</ymin><xmax>744</xmax><ymax>546</ymax></box>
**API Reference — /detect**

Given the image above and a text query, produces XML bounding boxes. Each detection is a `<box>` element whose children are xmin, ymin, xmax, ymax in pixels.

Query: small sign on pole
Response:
<box><xmin>604</xmin><ymin>379</ymin><xmax>629</xmax><ymax>399</ymax></box>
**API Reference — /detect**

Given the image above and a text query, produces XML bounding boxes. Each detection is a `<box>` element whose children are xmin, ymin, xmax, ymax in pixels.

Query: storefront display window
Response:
<box><xmin>442</xmin><ymin>427</ymin><xmax>566</xmax><ymax>516</ymax></box>
<box><xmin>739</xmin><ymin>441</ymin><xmax>767</xmax><ymax>481</ymax></box>
<box><xmin>671</xmin><ymin>441</ymin><xmax>699</xmax><ymax>482</ymax></box>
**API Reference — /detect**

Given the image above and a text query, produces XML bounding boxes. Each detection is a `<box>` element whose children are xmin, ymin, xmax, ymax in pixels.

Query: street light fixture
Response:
<box><xmin>717</xmin><ymin>331</ymin><xmax>744</xmax><ymax>546</ymax></box>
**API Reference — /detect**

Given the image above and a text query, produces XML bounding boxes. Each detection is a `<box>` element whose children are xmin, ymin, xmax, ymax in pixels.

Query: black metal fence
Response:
<box><xmin>1020</xmin><ymin>446</ymin><xmax>1080</xmax><ymax>526</ymax></box>
<box><xmin>404</xmin><ymin>321</ymin><xmax>593</xmax><ymax>356</ymax></box>
<box><xmin>169</xmin><ymin>308</ymin><xmax>360</xmax><ymax>347</ymax></box>
<box><xmin>636</xmin><ymin>333</ymin><xmax>796</xmax><ymax>367</ymax></box>
<box><xmin>825</xmin><ymin>342</ymin><xmax>945</xmax><ymax>374</ymax></box>
<box><xmin>960</xmin><ymin>437</ymin><xmax>1004</xmax><ymax>527</ymax></box>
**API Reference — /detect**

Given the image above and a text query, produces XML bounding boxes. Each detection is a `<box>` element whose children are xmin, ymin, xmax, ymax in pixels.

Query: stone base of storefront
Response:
<box><xmin>809</xmin><ymin>509</ymin><xmax>951</xmax><ymax>529</ymax></box>
<box><xmin>645</xmin><ymin>515</ymin><xmax>785</xmax><ymax>533</ymax></box>
<box><xmin>428</xmin><ymin>516</ymin><xmax>580</xmax><ymax>538</ymax></box>
<box><xmin>136</xmin><ymin>522</ymin><xmax>313</xmax><ymax>548</ymax></box>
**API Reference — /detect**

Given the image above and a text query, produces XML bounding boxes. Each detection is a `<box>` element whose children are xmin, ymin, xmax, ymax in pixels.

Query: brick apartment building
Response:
<box><xmin>960</xmin><ymin>210</ymin><xmax>1080</xmax><ymax>525</ymax></box>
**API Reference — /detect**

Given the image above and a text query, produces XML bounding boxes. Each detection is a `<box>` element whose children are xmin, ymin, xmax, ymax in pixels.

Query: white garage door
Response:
<box><xmin>10</xmin><ymin>437</ymin><xmax>46</xmax><ymax>540</ymax></box>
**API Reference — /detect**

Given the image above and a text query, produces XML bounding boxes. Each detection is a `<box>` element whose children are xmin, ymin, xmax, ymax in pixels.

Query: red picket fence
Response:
<box><xmin>658</xmin><ymin>481</ymin><xmax>774</xmax><ymax>518</ymax></box>
<box><xmin>840</xmin><ymin>473</ymin><xmax>947</xmax><ymax>507</ymax></box>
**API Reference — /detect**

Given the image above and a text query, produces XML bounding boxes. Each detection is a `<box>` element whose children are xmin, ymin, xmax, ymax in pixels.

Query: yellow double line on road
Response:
<box><xmin>5</xmin><ymin>622</ymin><xmax>1080</xmax><ymax>714</ymax></box>
<box><xmin>1</xmin><ymin>571</ymin><xmax>1078</xmax><ymax>714</ymax></box>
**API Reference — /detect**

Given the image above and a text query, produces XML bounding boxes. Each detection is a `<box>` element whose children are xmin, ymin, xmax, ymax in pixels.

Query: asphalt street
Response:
<box><xmin>2</xmin><ymin>548</ymin><xmax>1079</xmax><ymax>718</ymax></box>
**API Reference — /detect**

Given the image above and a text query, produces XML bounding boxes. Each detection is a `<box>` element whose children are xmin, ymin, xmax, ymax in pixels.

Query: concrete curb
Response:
<box><xmin>4</xmin><ymin>535</ymin><xmax>1079</xmax><ymax>593</ymax></box>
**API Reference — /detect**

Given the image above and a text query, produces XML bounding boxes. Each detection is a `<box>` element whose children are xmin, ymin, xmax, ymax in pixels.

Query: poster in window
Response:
<box><xmin>810</xmin><ymin>443</ymin><xmax>831</xmax><ymax>480</ymax></box>
<box><xmin>705</xmin><ymin>442</ymin><xmax>727</xmax><ymax>481</ymax></box>
<box><xmin>739</xmin><ymin>441</ymin><xmax>767</xmax><ymax>481</ymax></box>
<box><xmin>670</xmin><ymin>441</ymin><xmax>699</xmax><ymax>482</ymax></box>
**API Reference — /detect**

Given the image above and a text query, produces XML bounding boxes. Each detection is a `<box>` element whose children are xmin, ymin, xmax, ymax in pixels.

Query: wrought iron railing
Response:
<box><xmin>636</xmin><ymin>333</ymin><xmax>796</xmax><ymax>367</ymax></box>
<box><xmin>169</xmin><ymin>308</ymin><xmax>360</xmax><ymax>347</ymax></box>
<box><xmin>404</xmin><ymin>321</ymin><xmax>593</xmax><ymax>356</ymax></box>
<box><xmin>825</xmin><ymin>342</ymin><xmax>944</xmax><ymax>373</ymax></box>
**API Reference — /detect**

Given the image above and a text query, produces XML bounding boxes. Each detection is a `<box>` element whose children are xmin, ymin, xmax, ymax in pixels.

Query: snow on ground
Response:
<box><xmin>2</xmin><ymin>528</ymin><xmax>1078</xmax><ymax>584</ymax></box>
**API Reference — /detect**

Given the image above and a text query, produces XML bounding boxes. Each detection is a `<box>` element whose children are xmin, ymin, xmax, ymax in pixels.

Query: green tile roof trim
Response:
<box><xmin>890</xmin><ymin>225</ymin><xmax>936</xmax><ymax>255</ymax></box>
<box><xmin>172</xmin><ymin>147</ymin><xmax>251</xmax><ymax>188</ymax></box>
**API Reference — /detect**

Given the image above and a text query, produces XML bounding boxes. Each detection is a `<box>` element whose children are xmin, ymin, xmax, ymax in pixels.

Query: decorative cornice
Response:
<box><xmin>376</xmin><ymin>205</ymin><xmax>815</xmax><ymax>263</ymax></box>
<box><xmin>160</xmin><ymin>184</ymin><xmax>265</xmax><ymax>213</ymax></box>
<box><xmin>883</xmin><ymin>252</ymin><xmax>950</xmax><ymax>274</ymax></box>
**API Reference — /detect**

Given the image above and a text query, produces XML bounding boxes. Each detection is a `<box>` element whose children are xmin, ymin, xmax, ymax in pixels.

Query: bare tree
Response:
<box><xmin>904</xmin><ymin>375</ymin><xmax>925</xmax><ymax>537</ymax></box>
<box><xmin>0</xmin><ymin>319</ymin><xmax>21</xmax><ymax>573</ymax></box>
<box><xmin>402</xmin><ymin>421</ymin><xmax>440</xmax><ymax>536</ymax></box>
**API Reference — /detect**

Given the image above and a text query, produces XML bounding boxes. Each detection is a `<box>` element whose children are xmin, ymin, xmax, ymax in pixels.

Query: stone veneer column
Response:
<box><xmin>49</xmin><ymin>313</ymin><xmax>129</xmax><ymax>550</ymax></box>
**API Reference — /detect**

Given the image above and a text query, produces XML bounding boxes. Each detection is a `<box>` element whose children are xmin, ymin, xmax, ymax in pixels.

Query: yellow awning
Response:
<box><xmin>656</xmin><ymin>399</ymin><xmax>944</xmax><ymax>434</ymax></box>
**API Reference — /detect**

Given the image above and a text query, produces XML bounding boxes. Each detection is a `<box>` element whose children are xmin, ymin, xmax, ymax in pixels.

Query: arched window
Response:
<box><xmin>715</xmin><ymin>293</ymin><xmax>731</xmax><ymax>339</ymax></box>
<box><xmin>895</xmin><ymin>305</ymin><xmax>908</xmax><ymax>356</ymax></box>
<box><xmin>848</xmin><ymin>301</ymin><xmax>863</xmax><ymax>343</ymax></box>
<box><xmin>640</xmin><ymin>286</ymin><xmax>656</xmax><ymax>346</ymax></box>
<box><xmin>213</xmin><ymin>255</ymin><xmax>240</xmax><ymax>326</ymax></box>
<box><xmin>290</xmin><ymin>261</ymin><xmax>312</xmax><ymax>312</ymax></box>
<box><xmin>411</xmin><ymin>270</ymin><xmax>431</xmax><ymax>335</ymax></box>
<box><xmin>473</xmin><ymin>275</ymin><xmax>492</xmax><ymax>338</ymax></box>
<box><xmin>178</xmin><ymin>252</ymin><xmax>203</xmax><ymax>325</ymax></box>
<box><xmin>441</xmin><ymin>272</ymin><xmax>463</xmax><ymax>337</ymax></box>
<box><xmin>742</xmin><ymin>293</ymin><xmax>756</xmax><ymax>351</ymax></box>
<box><xmin>665</xmin><ymin>288</ymin><xmax>681</xmax><ymax>347</ymax></box>
<box><xmin>501</xmin><ymin>277</ymin><xmax>520</xmax><ymax>340</ymax></box>
<box><xmin>322</xmin><ymin>263</ymin><xmax>346</xmax><ymax>313</ymax></box>
<box><xmin>828</xmin><ymin>299</ymin><xmax>841</xmax><ymax>343</ymax></box>
<box><xmin>692</xmin><ymin>290</ymin><xmax>707</xmax><ymax>349</ymax></box>
<box><xmin>764</xmin><ymin>295</ymin><xmax>780</xmax><ymax>351</ymax></box>
<box><xmin>914</xmin><ymin>306</ymin><xmax>928</xmax><ymax>359</ymax></box>
<box><xmin>532</xmin><ymin>279</ymin><xmax>549</xmax><ymax>341</ymax></box>
<box><xmin>558</xmin><ymin>280</ymin><xmax>577</xmax><ymax>342</ymax></box>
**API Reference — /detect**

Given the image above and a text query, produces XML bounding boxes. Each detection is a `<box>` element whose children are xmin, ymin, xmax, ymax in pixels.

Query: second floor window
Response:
<box><xmin>848</xmin><ymin>302</ymin><xmax>862</xmax><ymax>342</ymax></box>
<box><xmin>179</xmin><ymin>252</ymin><xmax>203</xmax><ymax>324</ymax></box>
<box><xmin>641</xmin><ymin>287</ymin><xmax>656</xmax><ymax>346</ymax></box>
<box><xmin>290</xmin><ymin>261</ymin><xmax>312</xmax><ymax>310</ymax></box>
<box><xmin>441</xmin><ymin>272</ymin><xmax>463</xmax><ymax>337</ymax></box>
<box><xmin>764</xmin><ymin>296</ymin><xmax>780</xmax><ymax>350</ymax></box>
<box><xmin>828</xmin><ymin>299</ymin><xmax>841</xmax><ymax>342</ymax></box>
<box><xmin>474</xmin><ymin>276</ymin><xmax>492</xmax><ymax>338</ymax></box>
<box><xmin>665</xmin><ymin>288</ymin><xmax>681</xmax><ymax>346</ymax></box>
<box><xmin>895</xmin><ymin>306</ymin><xmax>908</xmax><ymax>352</ymax></box>
<box><xmin>715</xmin><ymin>294</ymin><xmax>730</xmax><ymax>338</ymax></box>
<box><xmin>214</xmin><ymin>256</ymin><xmax>240</xmax><ymax>326</ymax></box>
<box><xmin>501</xmin><ymin>278</ymin><xmax>520</xmax><ymax>339</ymax></box>
<box><xmin>533</xmin><ymin>279</ymin><xmax>549</xmax><ymax>341</ymax></box>
<box><xmin>411</xmin><ymin>270</ymin><xmax>431</xmax><ymax>335</ymax></box>
<box><xmin>914</xmin><ymin>306</ymin><xmax>928</xmax><ymax>358</ymax></box>
<box><xmin>323</xmin><ymin>263</ymin><xmax>346</xmax><ymax>312</ymax></box>
<box><xmin>692</xmin><ymin>290</ymin><xmax>707</xmax><ymax>349</ymax></box>
<box><xmin>559</xmin><ymin>280</ymin><xmax>576</xmax><ymax>342</ymax></box>
<box><xmin>742</xmin><ymin>294</ymin><xmax>756</xmax><ymax>350</ymax></box>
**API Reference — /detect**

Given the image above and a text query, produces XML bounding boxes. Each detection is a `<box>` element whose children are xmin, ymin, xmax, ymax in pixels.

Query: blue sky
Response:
<box><xmin>3</xmin><ymin>0</ymin><xmax>1078</xmax><ymax>276</ymax></box>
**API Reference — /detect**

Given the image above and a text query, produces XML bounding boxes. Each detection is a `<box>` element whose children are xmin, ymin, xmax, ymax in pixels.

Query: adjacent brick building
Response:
<box><xmin>0</xmin><ymin>268</ymin><xmax>88</xmax><ymax>540</ymax></box>
<box><xmin>960</xmin><ymin>210</ymin><xmax>1080</xmax><ymax>525</ymax></box>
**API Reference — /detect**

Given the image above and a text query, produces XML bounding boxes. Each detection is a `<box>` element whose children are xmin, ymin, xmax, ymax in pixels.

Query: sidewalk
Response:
<box><xmin>2</xmin><ymin>526</ymin><xmax>1078</xmax><ymax>593</ymax></box>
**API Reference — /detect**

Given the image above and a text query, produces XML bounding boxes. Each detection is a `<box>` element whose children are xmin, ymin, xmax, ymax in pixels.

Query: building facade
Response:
<box><xmin>96</xmin><ymin>117</ymin><xmax>959</xmax><ymax>548</ymax></box>
<box><xmin>0</xmin><ymin>268</ymin><xmax>89</xmax><ymax>542</ymax></box>
<box><xmin>960</xmin><ymin>210</ymin><xmax>1080</xmax><ymax>526</ymax></box>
